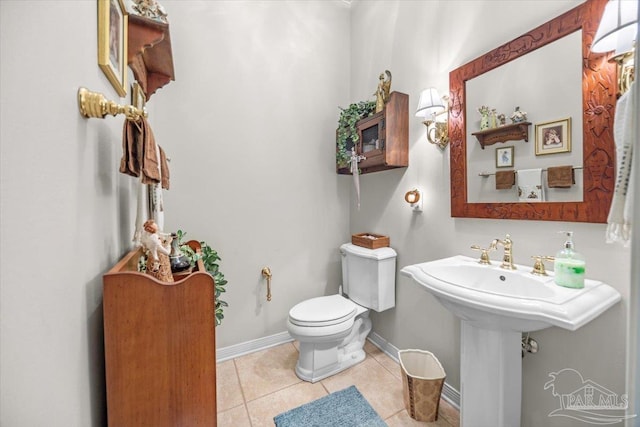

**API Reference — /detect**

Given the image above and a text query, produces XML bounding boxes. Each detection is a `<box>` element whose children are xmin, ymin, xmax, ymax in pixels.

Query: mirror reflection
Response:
<box><xmin>466</xmin><ymin>31</ymin><xmax>583</xmax><ymax>203</ymax></box>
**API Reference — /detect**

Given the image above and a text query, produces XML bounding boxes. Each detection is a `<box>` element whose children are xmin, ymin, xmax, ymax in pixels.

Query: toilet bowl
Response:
<box><xmin>287</xmin><ymin>243</ymin><xmax>397</xmax><ymax>383</ymax></box>
<box><xmin>288</xmin><ymin>294</ymin><xmax>371</xmax><ymax>383</ymax></box>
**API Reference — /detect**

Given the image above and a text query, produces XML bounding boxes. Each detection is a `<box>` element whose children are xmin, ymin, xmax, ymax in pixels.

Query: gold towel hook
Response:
<box><xmin>261</xmin><ymin>267</ymin><xmax>272</xmax><ymax>302</ymax></box>
<box><xmin>77</xmin><ymin>87</ymin><xmax>147</xmax><ymax>121</ymax></box>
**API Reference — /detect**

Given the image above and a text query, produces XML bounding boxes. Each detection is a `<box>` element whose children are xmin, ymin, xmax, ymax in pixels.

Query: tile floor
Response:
<box><xmin>216</xmin><ymin>340</ymin><xmax>460</xmax><ymax>426</ymax></box>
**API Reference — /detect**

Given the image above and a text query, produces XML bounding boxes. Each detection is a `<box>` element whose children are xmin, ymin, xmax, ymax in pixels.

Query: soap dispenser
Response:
<box><xmin>554</xmin><ymin>231</ymin><xmax>585</xmax><ymax>289</ymax></box>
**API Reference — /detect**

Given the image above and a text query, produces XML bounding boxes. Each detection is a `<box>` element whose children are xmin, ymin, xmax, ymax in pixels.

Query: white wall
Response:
<box><xmin>1</xmin><ymin>2</ymin><xmax>136</xmax><ymax>425</ymax></box>
<box><xmin>349</xmin><ymin>1</ymin><xmax>631</xmax><ymax>426</ymax></box>
<box><xmin>154</xmin><ymin>0</ymin><xmax>351</xmax><ymax>348</ymax></box>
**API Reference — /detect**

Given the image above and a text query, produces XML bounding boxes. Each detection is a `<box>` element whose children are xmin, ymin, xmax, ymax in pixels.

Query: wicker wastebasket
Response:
<box><xmin>398</xmin><ymin>349</ymin><xmax>446</xmax><ymax>422</ymax></box>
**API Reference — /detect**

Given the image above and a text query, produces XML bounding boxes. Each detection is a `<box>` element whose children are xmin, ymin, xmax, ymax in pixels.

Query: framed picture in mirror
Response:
<box><xmin>496</xmin><ymin>146</ymin><xmax>514</xmax><ymax>168</ymax></box>
<box><xmin>535</xmin><ymin>118</ymin><xmax>571</xmax><ymax>155</ymax></box>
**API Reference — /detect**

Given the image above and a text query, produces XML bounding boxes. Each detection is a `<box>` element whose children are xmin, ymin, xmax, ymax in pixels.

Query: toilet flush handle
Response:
<box><xmin>261</xmin><ymin>267</ymin><xmax>272</xmax><ymax>301</ymax></box>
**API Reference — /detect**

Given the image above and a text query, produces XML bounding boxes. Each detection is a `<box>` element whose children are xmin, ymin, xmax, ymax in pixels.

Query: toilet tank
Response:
<box><xmin>340</xmin><ymin>243</ymin><xmax>396</xmax><ymax>312</ymax></box>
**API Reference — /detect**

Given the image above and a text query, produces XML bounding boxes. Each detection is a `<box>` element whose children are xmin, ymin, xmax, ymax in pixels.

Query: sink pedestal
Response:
<box><xmin>460</xmin><ymin>322</ymin><xmax>522</xmax><ymax>427</ymax></box>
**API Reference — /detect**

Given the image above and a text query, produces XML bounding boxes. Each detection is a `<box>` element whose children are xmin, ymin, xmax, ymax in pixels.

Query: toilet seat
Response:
<box><xmin>289</xmin><ymin>294</ymin><xmax>357</xmax><ymax>327</ymax></box>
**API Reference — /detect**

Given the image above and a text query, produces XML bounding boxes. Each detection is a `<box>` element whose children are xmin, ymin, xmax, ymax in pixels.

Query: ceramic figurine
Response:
<box><xmin>375</xmin><ymin>70</ymin><xmax>392</xmax><ymax>113</ymax></box>
<box><xmin>141</xmin><ymin>219</ymin><xmax>174</xmax><ymax>282</ymax></box>
<box><xmin>510</xmin><ymin>106</ymin><xmax>527</xmax><ymax>123</ymax></box>
<box><xmin>478</xmin><ymin>105</ymin><xmax>490</xmax><ymax>130</ymax></box>
<box><xmin>132</xmin><ymin>0</ymin><xmax>168</xmax><ymax>22</ymax></box>
<box><xmin>489</xmin><ymin>108</ymin><xmax>498</xmax><ymax>128</ymax></box>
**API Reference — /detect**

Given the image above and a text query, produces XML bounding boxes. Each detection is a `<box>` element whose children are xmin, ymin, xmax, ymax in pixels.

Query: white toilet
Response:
<box><xmin>287</xmin><ymin>243</ymin><xmax>397</xmax><ymax>382</ymax></box>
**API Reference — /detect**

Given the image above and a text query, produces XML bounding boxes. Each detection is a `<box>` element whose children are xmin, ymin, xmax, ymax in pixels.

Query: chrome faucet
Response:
<box><xmin>491</xmin><ymin>234</ymin><xmax>516</xmax><ymax>270</ymax></box>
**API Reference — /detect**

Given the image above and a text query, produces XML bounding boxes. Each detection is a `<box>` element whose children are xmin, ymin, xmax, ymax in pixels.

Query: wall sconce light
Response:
<box><xmin>415</xmin><ymin>87</ymin><xmax>449</xmax><ymax>150</ymax></box>
<box><xmin>591</xmin><ymin>0</ymin><xmax>638</xmax><ymax>97</ymax></box>
<box><xmin>404</xmin><ymin>189</ymin><xmax>423</xmax><ymax>212</ymax></box>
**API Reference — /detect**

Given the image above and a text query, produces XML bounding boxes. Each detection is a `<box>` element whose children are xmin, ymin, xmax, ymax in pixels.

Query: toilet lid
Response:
<box><xmin>289</xmin><ymin>294</ymin><xmax>357</xmax><ymax>327</ymax></box>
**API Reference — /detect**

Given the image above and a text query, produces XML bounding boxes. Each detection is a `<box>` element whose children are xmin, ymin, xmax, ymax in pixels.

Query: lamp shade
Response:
<box><xmin>591</xmin><ymin>0</ymin><xmax>638</xmax><ymax>53</ymax></box>
<box><xmin>415</xmin><ymin>88</ymin><xmax>445</xmax><ymax>118</ymax></box>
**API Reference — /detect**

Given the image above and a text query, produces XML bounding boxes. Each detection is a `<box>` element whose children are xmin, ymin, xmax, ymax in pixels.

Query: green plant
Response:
<box><xmin>176</xmin><ymin>230</ymin><xmax>229</xmax><ymax>326</ymax></box>
<box><xmin>336</xmin><ymin>100</ymin><xmax>375</xmax><ymax>167</ymax></box>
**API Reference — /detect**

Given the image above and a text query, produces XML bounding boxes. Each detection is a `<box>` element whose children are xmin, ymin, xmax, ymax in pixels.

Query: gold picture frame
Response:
<box><xmin>535</xmin><ymin>117</ymin><xmax>571</xmax><ymax>156</ymax></box>
<box><xmin>98</xmin><ymin>0</ymin><xmax>128</xmax><ymax>97</ymax></box>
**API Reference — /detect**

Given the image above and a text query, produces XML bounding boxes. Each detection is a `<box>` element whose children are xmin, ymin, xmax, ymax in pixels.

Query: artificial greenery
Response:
<box><xmin>336</xmin><ymin>100</ymin><xmax>376</xmax><ymax>167</ymax></box>
<box><xmin>175</xmin><ymin>230</ymin><xmax>229</xmax><ymax>326</ymax></box>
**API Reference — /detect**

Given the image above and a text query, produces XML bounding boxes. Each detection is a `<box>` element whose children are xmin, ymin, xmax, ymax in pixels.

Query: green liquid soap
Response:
<box><xmin>554</xmin><ymin>231</ymin><xmax>585</xmax><ymax>289</ymax></box>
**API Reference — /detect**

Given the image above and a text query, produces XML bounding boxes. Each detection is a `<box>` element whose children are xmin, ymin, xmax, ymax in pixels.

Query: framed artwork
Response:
<box><xmin>535</xmin><ymin>118</ymin><xmax>571</xmax><ymax>155</ymax></box>
<box><xmin>98</xmin><ymin>0</ymin><xmax>128</xmax><ymax>97</ymax></box>
<box><xmin>496</xmin><ymin>146</ymin><xmax>514</xmax><ymax>168</ymax></box>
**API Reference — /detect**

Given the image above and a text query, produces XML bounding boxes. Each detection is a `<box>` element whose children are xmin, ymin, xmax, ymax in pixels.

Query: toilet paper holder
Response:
<box><xmin>261</xmin><ymin>267</ymin><xmax>272</xmax><ymax>301</ymax></box>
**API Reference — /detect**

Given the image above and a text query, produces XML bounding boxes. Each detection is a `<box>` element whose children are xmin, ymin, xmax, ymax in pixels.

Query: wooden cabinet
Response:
<box><xmin>103</xmin><ymin>241</ymin><xmax>216</xmax><ymax>427</ymax></box>
<box><xmin>337</xmin><ymin>91</ymin><xmax>409</xmax><ymax>175</ymax></box>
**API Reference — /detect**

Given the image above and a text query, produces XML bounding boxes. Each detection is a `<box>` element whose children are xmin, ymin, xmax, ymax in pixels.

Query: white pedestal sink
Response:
<box><xmin>401</xmin><ymin>255</ymin><xmax>621</xmax><ymax>427</ymax></box>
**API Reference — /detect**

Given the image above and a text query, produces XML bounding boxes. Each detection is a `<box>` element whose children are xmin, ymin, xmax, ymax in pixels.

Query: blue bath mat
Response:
<box><xmin>274</xmin><ymin>385</ymin><xmax>387</xmax><ymax>427</ymax></box>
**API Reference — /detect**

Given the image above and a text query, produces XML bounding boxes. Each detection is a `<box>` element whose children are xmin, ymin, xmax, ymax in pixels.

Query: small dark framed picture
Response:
<box><xmin>535</xmin><ymin>117</ymin><xmax>571</xmax><ymax>155</ymax></box>
<box><xmin>98</xmin><ymin>0</ymin><xmax>128</xmax><ymax>97</ymax></box>
<box><xmin>496</xmin><ymin>146</ymin><xmax>514</xmax><ymax>168</ymax></box>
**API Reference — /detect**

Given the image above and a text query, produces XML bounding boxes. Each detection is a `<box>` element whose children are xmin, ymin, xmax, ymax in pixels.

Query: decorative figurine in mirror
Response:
<box><xmin>478</xmin><ymin>105</ymin><xmax>491</xmax><ymax>130</ymax></box>
<box><xmin>132</xmin><ymin>0</ymin><xmax>168</xmax><ymax>23</ymax></box>
<box><xmin>510</xmin><ymin>106</ymin><xmax>528</xmax><ymax>123</ymax></box>
<box><xmin>141</xmin><ymin>219</ymin><xmax>173</xmax><ymax>282</ymax></box>
<box><xmin>375</xmin><ymin>70</ymin><xmax>392</xmax><ymax>113</ymax></box>
<box><xmin>489</xmin><ymin>108</ymin><xmax>498</xmax><ymax>128</ymax></box>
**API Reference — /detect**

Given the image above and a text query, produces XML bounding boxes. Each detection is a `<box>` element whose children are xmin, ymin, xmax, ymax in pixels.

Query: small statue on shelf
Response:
<box><xmin>132</xmin><ymin>0</ymin><xmax>168</xmax><ymax>23</ymax></box>
<box><xmin>478</xmin><ymin>105</ymin><xmax>490</xmax><ymax>130</ymax></box>
<box><xmin>375</xmin><ymin>70</ymin><xmax>392</xmax><ymax>113</ymax></box>
<box><xmin>510</xmin><ymin>106</ymin><xmax>527</xmax><ymax>123</ymax></box>
<box><xmin>489</xmin><ymin>108</ymin><xmax>498</xmax><ymax>128</ymax></box>
<box><xmin>141</xmin><ymin>219</ymin><xmax>173</xmax><ymax>282</ymax></box>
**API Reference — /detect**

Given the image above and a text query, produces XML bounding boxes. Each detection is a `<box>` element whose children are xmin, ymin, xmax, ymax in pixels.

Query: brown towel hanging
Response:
<box><xmin>495</xmin><ymin>170</ymin><xmax>515</xmax><ymax>190</ymax></box>
<box><xmin>159</xmin><ymin>146</ymin><xmax>170</xmax><ymax>190</ymax></box>
<box><xmin>141</xmin><ymin>118</ymin><xmax>161</xmax><ymax>183</ymax></box>
<box><xmin>120</xmin><ymin>119</ymin><xmax>143</xmax><ymax>177</ymax></box>
<box><xmin>547</xmin><ymin>165</ymin><xmax>575</xmax><ymax>188</ymax></box>
<box><xmin>119</xmin><ymin>117</ymin><xmax>170</xmax><ymax>190</ymax></box>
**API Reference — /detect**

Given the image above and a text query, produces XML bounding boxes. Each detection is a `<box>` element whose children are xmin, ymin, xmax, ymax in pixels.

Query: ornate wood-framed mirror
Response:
<box><xmin>448</xmin><ymin>0</ymin><xmax>616</xmax><ymax>222</ymax></box>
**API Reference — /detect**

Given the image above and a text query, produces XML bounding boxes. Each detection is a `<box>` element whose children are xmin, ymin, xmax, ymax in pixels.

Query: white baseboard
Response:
<box><xmin>215</xmin><ymin>330</ymin><xmax>461</xmax><ymax>409</ymax></box>
<box><xmin>216</xmin><ymin>331</ymin><xmax>293</xmax><ymax>362</ymax></box>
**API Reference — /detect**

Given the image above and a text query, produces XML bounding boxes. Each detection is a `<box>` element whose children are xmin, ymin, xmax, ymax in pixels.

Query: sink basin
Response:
<box><xmin>402</xmin><ymin>255</ymin><xmax>621</xmax><ymax>427</ymax></box>
<box><xmin>401</xmin><ymin>255</ymin><xmax>621</xmax><ymax>332</ymax></box>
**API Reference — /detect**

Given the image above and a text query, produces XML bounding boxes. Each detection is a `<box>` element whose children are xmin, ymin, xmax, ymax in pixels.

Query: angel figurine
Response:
<box><xmin>375</xmin><ymin>70</ymin><xmax>392</xmax><ymax>113</ymax></box>
<box><xmin>141</xmin><ymin>219</ymin><xmax>173</xmax><ymax>282</ymax></box>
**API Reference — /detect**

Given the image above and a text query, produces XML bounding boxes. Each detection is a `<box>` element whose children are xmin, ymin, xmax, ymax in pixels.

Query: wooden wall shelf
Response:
<box><xmin>103</xmin><ymin>241</ymin><xmax>216</xmax><ymax>426</ymax></box>
<box><xmin>471</xmin><ymin>122</ymin><xmax>531</xmax><ymax>149</ymax></box>
<box><xmin>127</xmin><ymin>14</ymin><xmax>175</xmax><ymax>101</ymax></box>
